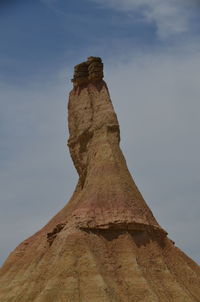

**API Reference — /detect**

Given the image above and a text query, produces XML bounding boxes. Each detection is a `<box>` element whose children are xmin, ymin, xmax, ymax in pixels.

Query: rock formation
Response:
<box><xmin>0</xmin><ymin>57</ymin><xmax>200</xmax><ymax>302</ymax></box>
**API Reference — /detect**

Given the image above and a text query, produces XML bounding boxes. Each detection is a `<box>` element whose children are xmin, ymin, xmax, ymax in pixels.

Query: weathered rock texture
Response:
<box><xmin>0</xmin><ymin>57</ymin><xmax>200</xmax><ymax>302</ymax></box>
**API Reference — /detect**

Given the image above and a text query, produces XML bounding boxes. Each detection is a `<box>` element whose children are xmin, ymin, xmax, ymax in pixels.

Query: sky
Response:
<box><xmin>0</xmin><ymin>0</ymin><xmax>200</xmax><ymax>265</ymax></box>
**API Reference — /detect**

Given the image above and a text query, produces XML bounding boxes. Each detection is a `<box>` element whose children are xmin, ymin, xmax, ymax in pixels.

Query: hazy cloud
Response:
<box><xmin>105</xmin><ymin>46</ymin><xmax>200</xmax><ymax>263</ymax></box>
<box><xmin>89</xmin><ymin>0</ymin><xmax>198</xmax><ymax>39</ymax></box>
<box><xmin>0</xmin><ymin>75</ymin><xmax>77</xmax><ymax>264</ymax></box>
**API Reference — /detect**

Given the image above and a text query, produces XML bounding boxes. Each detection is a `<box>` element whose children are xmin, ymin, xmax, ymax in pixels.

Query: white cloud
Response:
<box><xmin>89</xmin><ymin>0</ymin><xmax>196</xmax><ymax>39</ymax></box>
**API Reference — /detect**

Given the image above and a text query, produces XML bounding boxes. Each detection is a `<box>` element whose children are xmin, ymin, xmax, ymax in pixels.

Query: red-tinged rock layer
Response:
<box><xmin>0</xmin><ymin>57</ymin><xmax>200</xmax><ymax>302</ymax></box>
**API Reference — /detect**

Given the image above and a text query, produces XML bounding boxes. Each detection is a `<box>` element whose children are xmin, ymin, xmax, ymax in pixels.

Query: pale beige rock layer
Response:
<box><xmin>0</xmin><ymin>57</ymin><xmax>199</xmax><ymax>302</ymax></box>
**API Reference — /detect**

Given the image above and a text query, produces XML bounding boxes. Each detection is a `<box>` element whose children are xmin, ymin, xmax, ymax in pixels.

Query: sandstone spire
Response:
<box><xmin>68</xmin><ymin>56</ymin><xmax>166</xmax><ymax>234</ymax></box>
<box><xmin>0</xmin><ymin>57</ymin><xmax>199</xmax><ymax>302</ymax></box>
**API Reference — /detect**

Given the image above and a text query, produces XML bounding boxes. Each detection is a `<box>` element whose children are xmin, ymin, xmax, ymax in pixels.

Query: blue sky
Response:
<box><xmin>1</xmin><ymin>0</ymin><xmax>158</xmax><ymax>84</ymax></box>
<box><xmin>0</xmin><ymin>0</ymin><xmax>200</xmax><ymax>265</ymax></box>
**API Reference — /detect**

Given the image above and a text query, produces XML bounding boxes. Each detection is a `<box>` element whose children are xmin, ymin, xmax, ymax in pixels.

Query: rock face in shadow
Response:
<box><xmin>0</xmin><ymin>57</ymin><xmax>199</xmax><ymax>302</ymax></box>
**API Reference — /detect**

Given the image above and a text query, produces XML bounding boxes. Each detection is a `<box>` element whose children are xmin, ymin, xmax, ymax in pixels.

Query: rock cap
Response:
<box><xmin>72</xmin><ymin>56</ymin><xmax>104</xmax><ymax>86</ymax></box>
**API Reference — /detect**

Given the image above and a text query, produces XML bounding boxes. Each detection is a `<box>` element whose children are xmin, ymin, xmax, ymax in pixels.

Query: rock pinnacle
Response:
<box><xmin>0</xmin><ymin>57</ymin><xmax>199</xmax><ymax>302</ymax></box>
